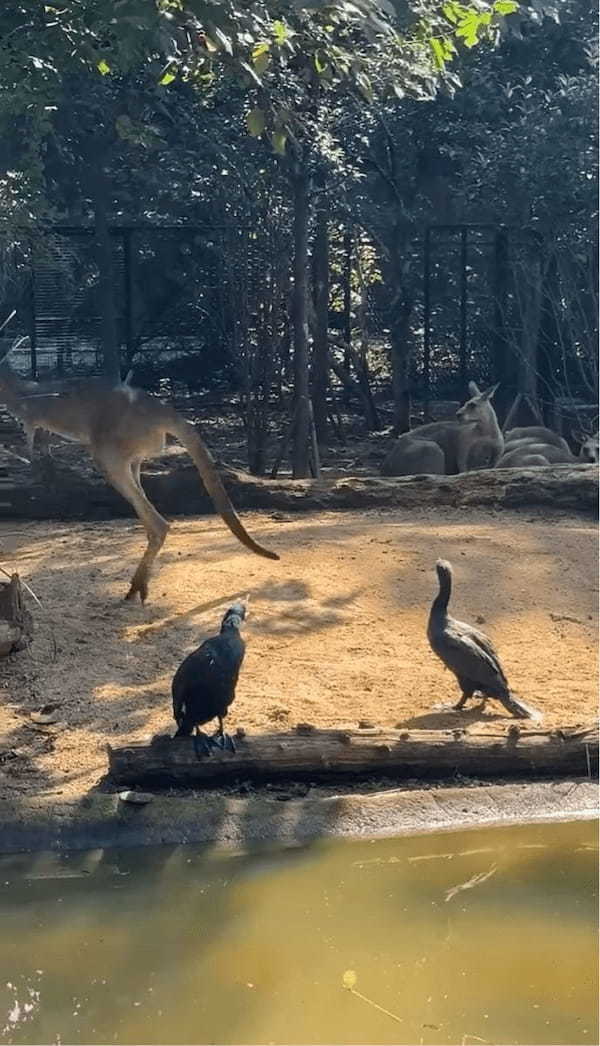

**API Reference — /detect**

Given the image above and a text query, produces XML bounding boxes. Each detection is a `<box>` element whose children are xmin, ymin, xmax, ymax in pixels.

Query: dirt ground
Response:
<box><xmin>0</xmin><ymin>506</ymin><xmax>597</xmax><ymax>803</ymax></box>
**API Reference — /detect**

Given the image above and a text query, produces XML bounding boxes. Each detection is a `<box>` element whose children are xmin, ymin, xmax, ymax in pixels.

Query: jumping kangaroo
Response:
<box><xmin>497</xmin><ymin>426</ymin><xmax>599</xmax><ymax>468</ymax></box>
<box><xmin>381</xmin><ymin>382</ymin><xmax>503</xmax><ymax>477</ymax></box>
<box><xmin>0</xmin><ymin>350</ymin><xmax>279</xmax><ymax>602</ymax></box>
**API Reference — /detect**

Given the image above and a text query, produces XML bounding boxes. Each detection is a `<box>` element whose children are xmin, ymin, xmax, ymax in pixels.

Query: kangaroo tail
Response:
<box><xmin>168</xmin><ymin>415</ymin><xmax>279</xmax><ymax>561</ymax></box>
<box><xmin>502</xmin><ymin>692</ymin><xmax>542</xmax><ymax>721</ymax></box>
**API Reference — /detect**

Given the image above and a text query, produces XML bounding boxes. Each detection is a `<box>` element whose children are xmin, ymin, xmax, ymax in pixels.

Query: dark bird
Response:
<box><xmin>427</xmin><ymin>560</ymin><xmax>540</xmax><ymax>720</ymax></box>
<box><xmin>172</xmin><ymin>601</ymin><xmax>247</xmax><ymax>757</ymax></box>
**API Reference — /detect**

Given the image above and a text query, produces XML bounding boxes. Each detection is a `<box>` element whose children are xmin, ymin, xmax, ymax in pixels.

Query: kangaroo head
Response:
<box><xmin>576</xmin><ymin>430</ymin><xmax>600</xmax><ymax>463</ymax></box>
<box><xmin>456</xmin><ymin>381</ymin><xmax>500</xmax><ymax>426</ymax></box>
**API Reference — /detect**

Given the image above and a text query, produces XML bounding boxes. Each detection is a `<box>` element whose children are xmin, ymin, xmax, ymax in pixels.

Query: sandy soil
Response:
<box><xmin>0</xmin><ymin>506</ymin><xmax>596</xmax><ymax>802</ymax></box>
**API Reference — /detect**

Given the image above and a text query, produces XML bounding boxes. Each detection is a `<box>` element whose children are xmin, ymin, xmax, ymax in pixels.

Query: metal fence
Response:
<box><xmin>1</xmin><ymin>224</ymin><xmax>248</xmax><ymax>383</ymax></box>
<box><xmin>1</xmin><ymin>221</ymin><xmax>596</xmax><ymax>419</ymax></box>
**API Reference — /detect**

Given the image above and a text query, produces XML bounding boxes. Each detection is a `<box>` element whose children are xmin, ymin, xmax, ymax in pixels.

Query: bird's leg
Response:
<box><xmin>193</xmin><ymin>726</ymin><xmax>214</xmax><ymax>760</ymax></box>
<box><xmin>211</xmin><ymin>716</ymin><xmax>236</xmax><ymax>754</ymax></box>
<box><xmin>454</xmin><ymin>685</ymin><xmax>475</xmax><ymax>711</ymax></box>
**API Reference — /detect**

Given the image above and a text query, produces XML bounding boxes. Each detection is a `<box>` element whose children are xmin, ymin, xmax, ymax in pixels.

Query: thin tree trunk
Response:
<box><xmin>90</xmin><ymin>166</ymin><xmax>120</xmax><ymax>384</ymax></box>
<box><xmin>386</xmin><ymin>231</ymin><xmax>413</xmax><ymax>434</ymax></box>
<box><xmin>311</xmin><ymin>204</ymin><xmax>329</xmax><ymax>446</ymax></box>
<box><xmin>342</xmin><ymin>232</ymin><xmax>352</xmax><ymax>371</ymax></box>
<box><xmin>537</xmin><ymin>248</ymin><xmax>561</xmax><ymax>426</ymax></box>
<box><xmin>291</xmin><ymin>169</ymin><xmax>311</xmax><ymax>479</ymax></box>
<box><xmin>390</xmin><ymin>299</ymin><xmax>413</xmax><ymax>434</ymax></box>
<box><xmin>491</xmin><ymin>227</ymin><xmax>513</xmax><ymax>421</ymax></box>
<box><xmin>517</xmin><ymin>244</ymin><xmax>543</xmax><ymax>410</ymax></box>
<box><xmin>354</xmin><ymin>244</ymin><xmax>381</xmax><ymax>431</ymax></box>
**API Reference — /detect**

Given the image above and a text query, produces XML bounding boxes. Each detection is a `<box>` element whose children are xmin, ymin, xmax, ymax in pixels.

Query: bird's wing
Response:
<box><xmin>440</xmin><ymin>620</ymin><xmax>508</xmax><ymax>691</ymax></box>
<box><xmin>171</xmin><ymin>639</ymin><xmax>221</xmax><ymax>720</ymax></box>
<box><xmin>452</xmin><ymin>618</ymin><xmax>504</xmax><ymax>668</ymax></box>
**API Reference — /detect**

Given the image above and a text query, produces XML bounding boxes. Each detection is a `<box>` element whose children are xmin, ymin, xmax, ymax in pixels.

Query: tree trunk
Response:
<box><xmin>0</xmin><ymin>574</ymin><xmax>33</xmax><ymax>656</ymax></box>
<box><xmin>311</xmin><ymin>205</ymin><xmax>330</xmax><ymax>446</ymax></box>
<box><xmin>90</xmin><ymin>166</ymin><xmax>120</xmax><ymax>384</ymax></box>
<box><xmin>291</xmin><ymin>169</ymin><xmax>311</xmax><ymax>479</ymax></box>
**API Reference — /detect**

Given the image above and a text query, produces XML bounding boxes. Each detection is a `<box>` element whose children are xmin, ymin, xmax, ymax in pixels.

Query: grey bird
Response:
<box><xmin>172</xmin><ymin>601</ymin><xmax>248</xmax><ymax>757</ymax></box>
<box><xmin>427</xmin><ymin>560</ymin><xmax>540</xmax><ymax>720</ymax></box>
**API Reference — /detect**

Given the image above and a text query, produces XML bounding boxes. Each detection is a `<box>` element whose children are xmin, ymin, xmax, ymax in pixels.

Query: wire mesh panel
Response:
<box><xmin>32</xmin><ymin>229</ymin><xmax>126</xmax><ymax>376</ymax></box>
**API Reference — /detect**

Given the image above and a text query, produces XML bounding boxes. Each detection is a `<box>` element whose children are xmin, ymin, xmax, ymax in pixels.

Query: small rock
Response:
<box><xmin>475</xmin><ymin>615</ymin><xmax>486</xmax><ymax>625</ymax></box>
<box><xmin>118</xmin><ymin>790</ymin><xmax>154</xmax><ymax>805</ymax></box>
<box><xmin>30</xmin><ymin>711</ymin><xmax>57</xmax><ymax>725</ymax></box>
<box><xmin>358</xmin><ymin>719</ymin><xmax>375</xmax><ymax>729</ymax></box>
<box><xmin>550</xmin><ymin>612</ymin><xmax>583</xmax><ymax>625</ymax></box>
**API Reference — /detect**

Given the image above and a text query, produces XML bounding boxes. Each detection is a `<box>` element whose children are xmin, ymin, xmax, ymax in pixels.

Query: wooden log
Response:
<box><xmin>108</xmin><ymin>725</ymin><xmax>599</xmax><ymax>789</ymax></box>
<box><xmin>0</xmin><ymin>573</ymin><xmax>33</xmax><ymax>656</ymax></box>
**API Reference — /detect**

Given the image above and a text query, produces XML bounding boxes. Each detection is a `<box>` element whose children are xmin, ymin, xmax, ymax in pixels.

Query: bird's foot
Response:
<box><xmin>453</xmin><ymin>699</ymin><xmax>469</xmax><ymax>712</ymax></box>
<box><xmin>192</xmin><ymin>731</ymin><xmax>214</xmax><ymax>760</ymax></box>
<box><xmin>211</xmin><ymin>731</ymin><xmax>236</xmax><ymax>754</ymax></box>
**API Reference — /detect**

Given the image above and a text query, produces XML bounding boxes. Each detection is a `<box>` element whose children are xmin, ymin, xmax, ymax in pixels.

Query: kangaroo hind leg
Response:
<box><xmin>93</xmin><ymin>450</ymin><xmax>170</xmax><ymax>603</ymax></box>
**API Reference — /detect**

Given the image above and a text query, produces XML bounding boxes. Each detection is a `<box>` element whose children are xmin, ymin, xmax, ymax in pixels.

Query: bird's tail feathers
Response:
<box><xmin>504</xmin><ymin>692</ymin><xmax>542</xmax><ymax>721</ymax></box>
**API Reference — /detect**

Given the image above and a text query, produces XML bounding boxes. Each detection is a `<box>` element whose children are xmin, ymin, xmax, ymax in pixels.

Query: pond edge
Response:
<box><xmin>0</xmin><ymin>778</ymin><xmax>597</xmax><ymax>854</ymax></box>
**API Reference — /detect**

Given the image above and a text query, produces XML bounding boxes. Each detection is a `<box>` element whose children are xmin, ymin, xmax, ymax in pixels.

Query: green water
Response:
<box><xmin>0</xmin><ymin>818</ymin><xmax>596</xmax><ymax>1045</ymax></box>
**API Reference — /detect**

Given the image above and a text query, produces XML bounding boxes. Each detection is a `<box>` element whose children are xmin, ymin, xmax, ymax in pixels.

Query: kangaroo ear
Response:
<box><xmin>467</xmin><ymin>381</ymin><xmax>480</xmax><ymax>397</ymax></box>
<box><xmin>481</xmin><ymin>382</ymin><xmax>499</xmax><ymax>400</ymax></box>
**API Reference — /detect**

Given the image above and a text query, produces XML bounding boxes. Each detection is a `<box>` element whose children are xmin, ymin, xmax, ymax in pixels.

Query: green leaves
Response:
<box><xmin>429</xmin><ymin>36</ymin><xmax>456</xmax><ymax>69</ymax></box>
<box><xmin>271</xmin><ymin>19</ymin><xmax>290</xmax><ymax>44</ymax></box>
<box><xmin>252</xmin><ymin>41</ymin><xmax>271</xmax><ymax>76</ymax></box>
<box><xmin>439</xmin><ymin>0</ymin><xmax>516</xmax><ymax>51</ymax></box>
<box><xmin>246</xmin><ymin>107</ymin><xmax>266</xmax><ymax>136</ymax></box>
<box><xmin>271</xmin><ymin>129</ymin><xmax>287</xmax><ymax>154</ymax></box>
<box><xmin>494</xmin><ymin>0</ymin><xmax>519</xmax><ymax>13</ymax></box>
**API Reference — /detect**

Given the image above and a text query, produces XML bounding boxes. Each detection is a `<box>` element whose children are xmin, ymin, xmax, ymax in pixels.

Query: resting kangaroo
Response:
<box><xmin>381</xmin><ymin>382</ymin><xmax>503</xmax><ymax>477</ymax></box>
<box><xmin>497</xmin><ymin>426</ymin><xmax>599</xmax><ymax>468</ymax></box>
<box><xmin>0</xmin><ymin>350</ymin><xmax>279</xmax><ymax>602</ymax></box>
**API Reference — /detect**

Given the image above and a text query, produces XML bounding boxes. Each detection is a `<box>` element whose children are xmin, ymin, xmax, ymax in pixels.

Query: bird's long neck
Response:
<box><xmin>431</xmin><ymin>569</ymin><xmax>452</xmax><ymax>618</ymax></box>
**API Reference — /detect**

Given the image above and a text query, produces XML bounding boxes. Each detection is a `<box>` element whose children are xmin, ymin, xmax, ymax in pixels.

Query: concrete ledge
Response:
<box><xmin>0</xmin><ymin>779</ymin><xmax>597</xmax><ymax>854</ymax></box>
